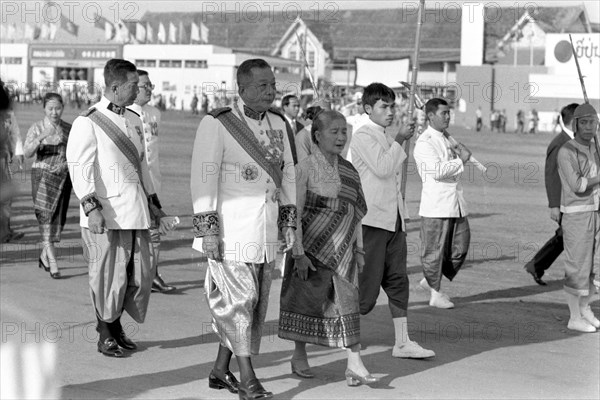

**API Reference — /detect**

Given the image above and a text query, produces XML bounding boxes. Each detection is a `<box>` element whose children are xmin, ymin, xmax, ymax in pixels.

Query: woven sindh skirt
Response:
<box><xmin>278</xmin><ymin>252</ymin><xmax>360</xmax><ymax>348</ymax></box>
<box><xmin>31</xmin><ymin>168</ymin><xmax>72</xmax><ymax>243</ymax></box>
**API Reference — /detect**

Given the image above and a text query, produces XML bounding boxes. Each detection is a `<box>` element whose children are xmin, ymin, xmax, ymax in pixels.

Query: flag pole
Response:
<box><xmin>401</xmin><ymin>0</ymin><xmax>425</xmax><ymax>199</ymax></box>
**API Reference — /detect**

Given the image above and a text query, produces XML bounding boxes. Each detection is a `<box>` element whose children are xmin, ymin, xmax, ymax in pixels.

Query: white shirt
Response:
<box><xmin>128</xmin><ymin>103</ymin><xmax>162</xmax><ymax>196</ymax></box>
<box><xmin>190</xmin><ymin>97</ymin><xmax>296</xmax><ymax>263</ymax></box>
<box><xmin>413</xmin><ymin>125</ymin><xmax>467</xmax><ymax>218</ymax></box>
<box><xmin>67</xmin><ymin>96</ymin><xmax>154</xmax><ymax>229</ymax></box>
<box><xmin>349</xmin><ymin>119</ymin><xmax>408</xmax><ymax>232</ymax></box>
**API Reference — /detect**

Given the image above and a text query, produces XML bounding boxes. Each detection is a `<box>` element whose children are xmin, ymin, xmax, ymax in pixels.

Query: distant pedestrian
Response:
<box><xmin>190</xmin><ymin>93</ymin><xmax>199</xmax><ymax>115</ymax></box>
<box><xmin>515</xmin><ymin>110</ymin><xmax>525</xmax><ymax>134</ymax></box>
<box><xmin>475</xmin><ymin>106</ymin><xmax>482</xmax><ymax>132</ymax></box>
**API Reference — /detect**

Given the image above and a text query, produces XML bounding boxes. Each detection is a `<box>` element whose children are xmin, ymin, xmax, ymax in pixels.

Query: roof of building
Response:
<box><xmin>2</xmin><ymin>6</ymin><xmax>592</xmax><ymax>65</ymax></box>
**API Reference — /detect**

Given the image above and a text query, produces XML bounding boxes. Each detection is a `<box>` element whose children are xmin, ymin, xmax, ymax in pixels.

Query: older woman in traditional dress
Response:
<box><xmin>24</xmin><ymin>93</ymin><xmax>72</xmax><ymax>279</ymax></box>
<box><xmin>278</xmin><ymin>110</ymin><xmax>379</xmax><ymax>386</ymax></box>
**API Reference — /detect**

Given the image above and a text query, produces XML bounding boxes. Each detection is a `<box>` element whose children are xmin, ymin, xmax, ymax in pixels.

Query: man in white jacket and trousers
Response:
<box><xmin>414</xmin><ymin>98</ymin><xmax>472</xmax><ymax>309</ymax></box>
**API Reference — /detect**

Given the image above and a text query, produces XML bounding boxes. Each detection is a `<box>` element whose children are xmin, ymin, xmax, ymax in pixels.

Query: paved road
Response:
<box><xmin>1</xmin><ymin>178</ymin><xmax>599</xmax><ymax>400</ymax></box>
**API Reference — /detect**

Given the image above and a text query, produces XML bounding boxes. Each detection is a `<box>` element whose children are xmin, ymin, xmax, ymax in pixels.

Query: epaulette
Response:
<box><xmin>127</xmin><ymin>108</ymin><xmax>140</xmax><ymax>117</ymax></box>
<box><xmin>81</xmin><ymin>107</ymin><xmax>97</xmax><ymax>117</ymax></box>
<box><xmin>208</xmin><ymin>107</ymin><xmax>232</xmax><ymax>118</ymax></box>
<box><xmin>268</xmin><ymin>107</ymin><xmax>286</xmax><ymax>121</ymax></box>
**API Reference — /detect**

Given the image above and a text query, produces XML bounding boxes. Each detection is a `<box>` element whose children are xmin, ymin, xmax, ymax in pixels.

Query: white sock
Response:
<box><xmin>393</xmin><ymin>317</ymin><xmax>410</xmax><ymax>347</ymax></box>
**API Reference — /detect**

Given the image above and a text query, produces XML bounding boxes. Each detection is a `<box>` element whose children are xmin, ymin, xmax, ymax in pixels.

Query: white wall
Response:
<box><xmin>0</xmin><ymin>43</ymin><xmax>29</xmax><ymax>87</ymax></box>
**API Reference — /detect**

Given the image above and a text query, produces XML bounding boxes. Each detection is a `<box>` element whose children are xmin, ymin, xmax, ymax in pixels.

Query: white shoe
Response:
<box><xmin>430</xmin><ymin>290</ymin><xmax>454</xmax><ymax>309</ymax></box>
<box><xmin>567</xmin><ymin>317</ymin><xmax>597</xmax><ymax>333</ymax></box>
<box><xmin>581</xmin><ymin>306</ymin><xmax>600</xmax><ymax>328</ymax></box>
<box><xmin>392</xmin><ymin>340</ymin><xmax>435</xmax><ymax>359</ymax></box>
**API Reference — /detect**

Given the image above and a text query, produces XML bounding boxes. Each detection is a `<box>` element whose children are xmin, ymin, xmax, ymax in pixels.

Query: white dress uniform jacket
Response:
<box><xmin>413</xmin><ymin>125</ymin><xmax>468</xmax><ymax>218</ymax></box>
<box><xmin>128</xmin><ymin>103</ymin><xmax>162</xmax><ymax>196</ymax></box>
<box><xmin>191</xmin><ymin>98</ymin><xmax>296</xmax><ymax>264</ymax></box>
<box><xmin>67</xmin><ymin>96</ymin><xmax>155</xmax><ymax>229</ymax></box>
<box><xmin>349</xmin><ymin>119</ymin><xmax>409</xmax><ymax>232</ymax></box>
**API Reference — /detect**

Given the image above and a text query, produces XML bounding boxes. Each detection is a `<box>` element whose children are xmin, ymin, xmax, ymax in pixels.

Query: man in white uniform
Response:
<box><xmin>67</xmin><ymin>59</ymin><xmax>170</xmax><ymax>357</ymax></box>
<box><xmin>128</xmin><ymin>69</ymin><xmax>175</xmax><ymax>293</ymax></box>
<box><xmin>414</xmin><ymin>98</ymin><xmax>472</xmax><ymax>309</ymax></box>
<box><xmin>191</xmin><ymin>59</ymin><xmax>296</xmax><ymax>399</ymax></box>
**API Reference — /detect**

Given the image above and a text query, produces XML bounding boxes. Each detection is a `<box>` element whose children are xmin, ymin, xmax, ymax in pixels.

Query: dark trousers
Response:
<box><xmin>420</xmin><ymin>217</ymin><xmax>470</xmax><ymax>291</ymax></box>
<box><xmin>359</xmin><ymin>216</ymin><xmax>408</xmax><ymax>318</ymax></box>
<box><xmin>524</xmin><ymin>227</ymin><xmax>563</xmax><ymax>278</ymax></box>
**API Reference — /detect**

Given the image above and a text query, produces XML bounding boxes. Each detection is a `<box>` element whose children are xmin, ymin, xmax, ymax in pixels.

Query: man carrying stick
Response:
<box><xmin>414</xmin><ymin>98</ymin><xmax>472</xmax><ymax>309</ymax></box>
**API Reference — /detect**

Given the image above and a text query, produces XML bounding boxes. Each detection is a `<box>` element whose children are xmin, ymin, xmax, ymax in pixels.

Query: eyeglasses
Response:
<box><xmin>138</xmin><ymin>84</ymin><xmax>155</xmax><ymax>90</ymax></box>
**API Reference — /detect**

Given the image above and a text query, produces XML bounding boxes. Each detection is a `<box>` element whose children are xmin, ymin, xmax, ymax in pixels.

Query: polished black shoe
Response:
<box><xmin>97</xmin><ymin>338</ymin><xmax>124</xmax><ymax>357</ymax></box>
<box><xmin>114</xmin><ymin>330</ymin><xmax>137</xmax><ymax>351</ymax></box>
<box><xmin>151</xmin><ymin>274</ymin><xmax>175</xmax><ymax>293</ymax></box>
<box><xmin>238</xmin><ymin>378</ymin><xmax>273</xmax><ymax>400</ymax></box>
<box><xmin>49</xmin><ymin>271</ymin><xmax>62</xmax><ymax>279</ymax></box>
<box><xmin>208</xmin><ymin>370</ymin><xmax>239</xmax><ymax>394</ymax></box>
<box><xmin>526</xmin><ymin>269</ymin><xmax>547</xmax><ymax>286</ymax></box>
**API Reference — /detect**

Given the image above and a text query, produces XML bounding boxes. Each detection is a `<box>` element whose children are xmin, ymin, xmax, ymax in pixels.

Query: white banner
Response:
<box><xmin>354</xmin><ymin>58</ymin><xmax>410</xmax><ymax>88</ymax></box>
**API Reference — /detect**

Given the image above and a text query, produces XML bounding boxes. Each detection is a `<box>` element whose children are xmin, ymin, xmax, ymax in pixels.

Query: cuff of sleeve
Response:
<box><xmin>81</xmin><ymin>193</ymin><xmax>102</xmax><ymax>216</ymax></box>
<box><xmin>192</xmin><ymin>211</ymin><xmax>220</xmax><ymax>238</ymax></box>
<box><xmin>278</xmin><ymin>205</ymin><xmax>297</xmax><ymax>230</ymax></box>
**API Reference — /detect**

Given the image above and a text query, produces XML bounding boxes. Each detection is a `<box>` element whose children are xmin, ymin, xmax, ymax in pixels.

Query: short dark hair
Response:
<box><xmin>42</xmin><ymin>93</ymin><xmax>63</xmax><ymax>108</ymax></box>
<box><xmin>237</xmin><ymin>59</ymin><xmax>271</xmax><ymax>87</ymax></box>
<box><xmin>425</xmin><ymin>98</ymin><xmax>449</xmax><ymax>117</ymax></box>
<box><xmin>137</xmin><ymin>69</ymin><xmax>149</xmax><ymax>77</ymax></box>
<box><xmin>282</xmin><ymin>94</ymin><xmax>298</xmax><ymax>107</ymax></box>
<box><xmin>561</xmin><ymin>103</ymin><xmax>579</xmax><ymax>125</ymax></box>
<box><xmin>362</xmin><ymin>83</ymin><xmax>395</xmax><ymax>109</ymax></box>
<box><xmin>311</xmin><ymin>110</ymin><xmax>346</xmax><ymax>144</ymax></box>
<box><xmin>104</xmin><ymin>59</ymin><xmax>137</xmax><ymax>87</ymax></box>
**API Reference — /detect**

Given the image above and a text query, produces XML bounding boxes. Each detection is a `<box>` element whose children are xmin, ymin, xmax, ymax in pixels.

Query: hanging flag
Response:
<box><xmin>60</xmin><ymin>14</ymin><xmax>79</xmax><ymax>36</ymax></box>
<box><xmin>146</xmin><ymin>22</ymin><xmax>154</xmax><ymax>43</ymax></box>
<box><xmin>200</xmin><ymin>21</ymin><xmax>209</xmax><ymax>44</ymax></box>
<box><xmin>168</xmin><ymin>22</ymin><xmax>177</xmax><ymax>44</ymax></box>
<box><xmin>24</xmin><ymin>23</ymin><xmax>35</xmax><ymax>40</ymax></box>
<box><xmin>49</xmin><ymin>22</ymin><xmax>59</xmax><ymax>40</ymax></box>
<box><xmin>136</xmin><ymin>22</ymin><xmax>146</xmax><ymax>43</ymax></box>
<box><xmin>105</xmin><ymin>21</ymin><xmax>115</xmax><ymax>40</ymax></box>
<box><xmin>178</xmin><ymin>20</ymin><xmax>185</xmax><ymax>44</ymax></box>
<box><xmin>6</xmin><ymin>23</ymin><xmax>16</xmax><ymax>40</ymax></box>
<box><xmin>116</xmin><ymin>20</ymin><xmax>131</xmax><ymax>43</ymax></box>
<box><xmin>157</xmin><ymin>22</ymin><xmax>166</xmax><ymax>43</ymax></box>
<box><xmin>191</xmin><ymin>21</ymin><xmax>200</xmax><ymax>43</ymax></box>
<box><xmin>39</xmin><ymin>22</ymin><xmax>51</xmax><ymax>40</ymax></box>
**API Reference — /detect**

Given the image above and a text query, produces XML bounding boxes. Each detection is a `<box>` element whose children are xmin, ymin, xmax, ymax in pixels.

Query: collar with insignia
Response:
<box><xmin>243</xmin><ymin>105</ymin><xmax>265</xmax><ymax>121</ymax></box>
<box><xmin>107</xmin><ymin>102</ymin><xmax>126</xmax><ymax>115</ymax></box>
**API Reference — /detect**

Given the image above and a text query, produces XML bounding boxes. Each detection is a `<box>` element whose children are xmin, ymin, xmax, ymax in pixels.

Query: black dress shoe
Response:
<box><xmin>151</xmin><ymin>275</ymin><xmax>175</xmax><ymax>293</ymax></box>
<box><xmin>208</xmin><ymin>370</ymin><xmax>239</xmax><ymax>393</ymax></box>
<box><xmin>97</xmin><ymin>338</ymin><xmax>124</xmax><ymax>357</ymax></box>
<box><xmin>114</xmin><ymin>330</ymin><xmax>137</xmax><ymax>351</ymax></box>
<box><xmin>49</xmin><ymin>271</ymin><xmax>62</xmax><ymax>279</ymax></box>
<box><xmin>238</xmin><ymin>378</ymin><xmax>273</xmax><ymax>400</ymax></box>
<box><xmin>526</xmin><ymin>270</ymin><xmax>547</xmax><ymax>286</ymax></box>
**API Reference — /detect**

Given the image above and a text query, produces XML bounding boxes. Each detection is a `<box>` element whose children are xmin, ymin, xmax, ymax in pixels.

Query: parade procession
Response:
<box><xmin>1</xmin><ymin>1</ymin><xmax>599</xmax><ymax>399</ymax></box>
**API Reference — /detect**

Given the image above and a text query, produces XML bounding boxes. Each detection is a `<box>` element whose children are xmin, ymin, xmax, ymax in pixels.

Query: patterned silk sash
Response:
<box><xmin>88</xmin><ymin>110</ymin><xmax>147</xmax><ymax>195</ymax></box>
<box><xmin>301</xmin><ymin>159</ymin><xmax>367</xmax><ymax>281</ymax></box>
<box><xmin>215</xmin><ymin>111</ymin><xmax>284</xmax><ymax>188</ymax></box>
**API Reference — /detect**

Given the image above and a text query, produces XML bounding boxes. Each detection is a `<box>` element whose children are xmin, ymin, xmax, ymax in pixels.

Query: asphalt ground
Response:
<box><xmin>1</xmin><ymin>104</ymin><xmax>599</xmax><ymax>399</ymax></box>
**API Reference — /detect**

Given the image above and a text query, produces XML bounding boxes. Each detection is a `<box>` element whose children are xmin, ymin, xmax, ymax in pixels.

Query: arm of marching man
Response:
<box><xmin>557</xmin><ymin>144</ymin><xmax>600</xmax><ymax>194</ymax></box>
<box><xmin>190</xmin><ymin>116</ymin><xmax>223</xmax><ymax>252</ymax></box>
<box><xmin>350</xmin><ymin>130</ymin><xmax>405</xmax><ymax>178</ymax></box>
<box><xmin>66</xmin><ymin>115</ymin><xmax>103</xmax><ymax>220</ymax></box>
<box><xmin>278</xmin><ymin>115</ymin><xmax>297</xmax><ymax>251</ymax></box>
<box><xmin>413</xmin><ymin>139</ymin><xmax>464</xmax><ymax>182</ymax></box>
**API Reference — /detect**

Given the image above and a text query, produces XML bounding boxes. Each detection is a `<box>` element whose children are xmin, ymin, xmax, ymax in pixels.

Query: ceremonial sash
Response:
<box><xmin>87</xmin><ymin>110</ymin><xmax>146</xmax><ymax>194</ymax></box>
<box><xmin>214</xmin><ymin>111</ymin><xmax>284</xmax><ymax>188</ymax></box>
<box><xmin>87</xmin><ymin>110</ymin><xmax>165</xmax><ymax>225</ymax></box>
